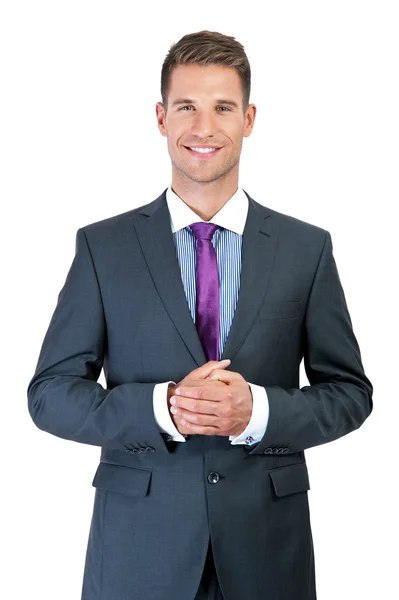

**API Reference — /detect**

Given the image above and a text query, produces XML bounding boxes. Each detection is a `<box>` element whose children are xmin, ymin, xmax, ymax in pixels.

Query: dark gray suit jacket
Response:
<box><xmin>27</xmin><ymin>189</ymin><xmax>373</xmax><ymax>600</ymax></box>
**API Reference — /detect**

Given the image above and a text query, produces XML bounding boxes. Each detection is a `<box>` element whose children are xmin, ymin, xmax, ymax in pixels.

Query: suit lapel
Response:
<box><xmin>134</xmin><ymin>190</ymin><xmax>207</xmax><ymax>366</ymax></box>
<box><xmin>134</xmin><ymin>189</ymin><xmax>279</xmax><ymax>367</ymax></box>
<box><xmin>220</xmin><ymin>191</ymin><xmax>279</xmax><ymax>362</ymax></box>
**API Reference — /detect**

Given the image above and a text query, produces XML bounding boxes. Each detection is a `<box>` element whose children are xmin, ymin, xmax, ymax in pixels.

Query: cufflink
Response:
<box><xmin>245</xmin><ymin>436</ymin><xmax>254</xmax><ymax>445</ymax></box>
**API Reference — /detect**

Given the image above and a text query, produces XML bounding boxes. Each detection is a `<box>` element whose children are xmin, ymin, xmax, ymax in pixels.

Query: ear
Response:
<box><xmin>243</xmin><ymin>103</ymin><xmax>257</xmax><ymax>138</ymax></box>
<box><xmin>156</xmin><ymin>102</ymin><xmax>167</xmax><ymax>137</ymax></box>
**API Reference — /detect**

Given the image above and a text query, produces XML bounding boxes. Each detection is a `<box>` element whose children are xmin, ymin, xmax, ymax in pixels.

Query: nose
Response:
<box><xmin>190</xmin><ymin>110</ymin><xmax>217</xmax><ymax>138</ymax></box>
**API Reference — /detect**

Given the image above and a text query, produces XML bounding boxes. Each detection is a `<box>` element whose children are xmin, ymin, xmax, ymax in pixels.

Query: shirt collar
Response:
<box><xmin>165</xmin><ymin>186</ymin><xmax>249</xmax><ymax>235</ymax></box>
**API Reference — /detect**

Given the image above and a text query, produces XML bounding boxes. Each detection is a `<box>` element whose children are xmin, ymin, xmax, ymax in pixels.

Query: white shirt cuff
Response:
<box><xmin>229</xmin><ymin>383</ymin><xmax>269</xmax><ymax>445</ymax></box>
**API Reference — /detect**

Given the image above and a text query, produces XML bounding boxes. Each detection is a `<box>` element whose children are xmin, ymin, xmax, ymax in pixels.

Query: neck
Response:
<box><xmin>171</xmin><ymin>173</ymin><xmax>239</xmax><ymax>221</ymax></box>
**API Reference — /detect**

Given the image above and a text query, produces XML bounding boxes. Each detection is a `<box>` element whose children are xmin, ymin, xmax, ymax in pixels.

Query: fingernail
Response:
<box><xmin>175</xmin><ymin>389</ymin><xmax>181</xmax><ymax>395</ymax></box>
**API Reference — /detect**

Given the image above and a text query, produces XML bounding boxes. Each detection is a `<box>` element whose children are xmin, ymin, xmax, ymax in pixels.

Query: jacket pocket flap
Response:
<box><xmin>269</xmin><ymin>462</ymin><xmax>310</xmax><ymax>497</ymax></box>
<box><xmin>92</xmin><ymin>462</ymin><xmax>151</xmax><ymax>496</ymax></box>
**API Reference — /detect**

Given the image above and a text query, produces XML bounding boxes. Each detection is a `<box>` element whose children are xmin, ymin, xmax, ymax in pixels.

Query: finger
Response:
<box><xmin>177</xmin><ymin>407</ymin><xmax>219</xmax><ymax>426</ymax></box>
<box><xmin>206</xmin><ymin>369</ymin><xmax>242</xmax><ymax>384</ymax></box>
<box><xmin>178</xmin><ymin>418</ymin><xmax>222</xmax><ymax>435</ymax></box>
<box><xmin>174</xmin><ymin>376</ymin><xmax>236</xmax><ymax>401</ymax></box>
<box><xmin>191</xmin><ymin>359</ymin><xmax>231</xmax><ymax>380</ymax></box>
<box><xmin>171</xmin><ymin>398</ymin><xmax>219</xmax><ymax>415</ymax></box>
<box><xmin>206</xmin><ymin>369</ymin><xmax>235</xmax><ymax>382</ymax></box>
<box><xmin>205</xmin><ymin>367</ymin><xmax>233</xmax><ymax>381</ymax></box>
<box><xmin>175</xmin><ymin>416</ymin><xmax>230</xmax><ymax>437</ymax></box>
<box><xmin>173</xmin><ymin>385</ymin><xmax>227</xmax><ymax>401</ymax></box>
<box><xmin>174</xmin><ymin>417</ymin><xmax>208</xmax><ymax>435</ymax></box>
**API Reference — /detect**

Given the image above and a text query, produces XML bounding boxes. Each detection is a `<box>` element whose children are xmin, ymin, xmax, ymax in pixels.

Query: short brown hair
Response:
<box><xmin>161</xmin><ymin>30</ymin><xmax>251</xmax><ymax>113</ymax></box>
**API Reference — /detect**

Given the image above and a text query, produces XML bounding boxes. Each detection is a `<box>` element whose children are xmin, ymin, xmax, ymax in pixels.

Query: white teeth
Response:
<box><xmin>190</xmin><ymin>147</ymin><xmax>218</xmax><ymax>153</ymax></box>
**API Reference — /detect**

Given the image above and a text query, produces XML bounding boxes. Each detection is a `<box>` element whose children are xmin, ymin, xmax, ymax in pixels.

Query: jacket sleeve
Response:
<box><xmin>249</xmin><ymin>230</ymin><xmax>373</xmax><ymax>456</ymax></box>
<box><xmin>27</xmin><ymin>227</ymin><xmax>169</xmax><ymax>453</ymax></box>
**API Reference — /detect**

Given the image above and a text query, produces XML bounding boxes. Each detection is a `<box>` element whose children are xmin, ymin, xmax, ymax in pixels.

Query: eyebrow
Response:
<box><xmin>171</xmin><ymin>98</ymin><xmax>239</xmax><ymax>108</ymax></box>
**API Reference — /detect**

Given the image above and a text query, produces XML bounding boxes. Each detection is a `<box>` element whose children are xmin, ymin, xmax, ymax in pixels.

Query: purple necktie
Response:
<box><xmin>189</xmin><ymin>222</ymin><xmax>221</xmax><ymax>362</ymax></box>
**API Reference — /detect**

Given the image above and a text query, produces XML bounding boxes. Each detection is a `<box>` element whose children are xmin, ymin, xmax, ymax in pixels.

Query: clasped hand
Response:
<box><xmin>168</xmin><ymin>359</ymin><xmax>253</xmax><ymax>437</ymax></box>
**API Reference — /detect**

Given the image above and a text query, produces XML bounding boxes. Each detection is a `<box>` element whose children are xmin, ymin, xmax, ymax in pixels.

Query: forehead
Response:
<box><xmin>168</xmin><ymin>64</ymin><xmax>242</xmax><ymax>100</ymax></box>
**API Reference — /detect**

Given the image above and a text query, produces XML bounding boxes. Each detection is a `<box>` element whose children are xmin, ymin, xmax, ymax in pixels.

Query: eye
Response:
<box><xmin>179</xmin><ymin>106</ymin><xmax>231</xmax><ymax>112</ymax></box>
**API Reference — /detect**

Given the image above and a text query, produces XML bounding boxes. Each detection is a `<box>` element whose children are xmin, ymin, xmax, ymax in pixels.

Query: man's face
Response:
<box><xmin>156</xmin><ymin>64</ymin><xmax>256</xmax><ymax>185</ymax></box>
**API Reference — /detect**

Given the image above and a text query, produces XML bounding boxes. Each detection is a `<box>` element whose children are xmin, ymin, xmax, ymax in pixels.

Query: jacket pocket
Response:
<box><xmin>259</xmin><ymin>301</ymin><xmax>303</xmax><ymax>320</ymax></box>
<box><xmin>92</xmin><ymin>462</ymin><xmax>152</xmax><ymax>497</ymax></box>
<box><xmin>269</xmin><ymin>462</ymin><xmax>310</xmax><ymax>497</ymax></box>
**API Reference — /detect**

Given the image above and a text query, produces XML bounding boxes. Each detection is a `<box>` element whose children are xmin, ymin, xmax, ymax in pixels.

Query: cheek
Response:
<box><xmin>222</xmin><ymin>125</ymin><xmax>242</xmax><ymax>146</ymax></box>
<box><xmin>166</xmin><ymin>129</ymin><xmax>186</xmax><ymax>150</ymax></box>
<box><xmin>166</xmin><ymin>135</ymin><xmax>180</xmax><ymax>155</ymax></box>
<box><xmin>232</xmin><ymin>127</ymin><xmax>244</xmax><ymax>143</ymax></box>
<box><xmin>165</xmin><ymin>116</ymin><xmax>185</xmax><ymax>136</ymax></box>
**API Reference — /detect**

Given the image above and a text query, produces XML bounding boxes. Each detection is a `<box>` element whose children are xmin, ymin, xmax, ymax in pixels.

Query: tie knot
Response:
<box><xmin>189</xmin><ymin>222</ymin><xmax>220</xmax><ymax>241</ymax></box>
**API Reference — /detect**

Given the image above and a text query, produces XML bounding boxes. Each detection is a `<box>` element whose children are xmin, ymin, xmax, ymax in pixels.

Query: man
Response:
<box><xmin>27</xmin><ymin>30</ymin><xmax>373</xmax><ymax>600</ymax></box>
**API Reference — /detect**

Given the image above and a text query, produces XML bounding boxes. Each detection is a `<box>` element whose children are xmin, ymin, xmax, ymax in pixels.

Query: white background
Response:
<box><xmin>1</xmin><ymin>1</ymin><xmax>398</xmax><ymax>598</ymax></box>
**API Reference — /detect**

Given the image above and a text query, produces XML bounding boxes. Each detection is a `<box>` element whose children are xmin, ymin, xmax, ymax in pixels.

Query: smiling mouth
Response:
<box><xmin>184</xmin><ymin>146</ymin><xmax>222</xmax><ymax>159</ymax></box>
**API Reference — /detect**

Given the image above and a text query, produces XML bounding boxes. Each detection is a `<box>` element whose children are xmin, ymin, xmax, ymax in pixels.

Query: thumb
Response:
<box><xmin>194</xmin><ymin>359</ymin><xmax>231</xmax><ymax>380</ymax></box>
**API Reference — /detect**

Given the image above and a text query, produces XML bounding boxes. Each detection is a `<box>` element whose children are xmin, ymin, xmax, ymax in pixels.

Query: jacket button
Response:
<box><xmin>263</xmin><ymin>447</ymin><xmax>289</xmax><ymax>455</ymax></box>
<box><xmin>146</xmin><ymin>446</ymin><xmax>155</xmax><ymax>452</ymax></box>
<box><xmin>207</xmin><ymin>472</ymin><xmax>220</xmax><ymax>484</ymax></box>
